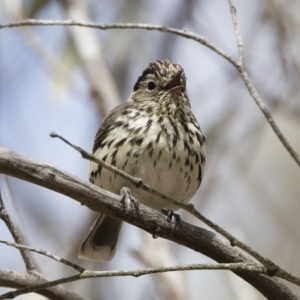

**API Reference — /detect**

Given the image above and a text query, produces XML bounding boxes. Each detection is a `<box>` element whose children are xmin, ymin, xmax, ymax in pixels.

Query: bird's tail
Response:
<box><xmin>79</xmin><ymin>214</ymin><xmax>123</xmax><ymax>262</ymax></box>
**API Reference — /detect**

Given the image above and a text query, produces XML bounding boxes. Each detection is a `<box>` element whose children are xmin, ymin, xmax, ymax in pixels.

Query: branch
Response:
<box><xmin>228</xmin><ymin>0</ymin><xmax>244</xmax><ymax>63</ymax></box>
<box><xmin>0</xmin><ymin>188</ymin><xmax>85</xmax><ymax>299</ymax></box>
<box><xmin>0</xmin><ymin>240</ymin><xmax>84</xmax><ymax>273</ymax></box>
<box><xmin>50</xmin><ymin>132</ymin><xmax>279</xmax><ymax>274</ymax></box>
<box><xmin>1</xmin><ymin>19</ymin><xmax>299</xmax><ymax>168</ymax></box>
<box><xmin>0</xmin><ymin>20</ymin><xmax>235</xmax><ymax>63</ymax></box>
<box><xmin>0</xmin><ymin>146</ymin><xmax>299</xmax><ymax>300</ymax></box>
<box><xmin>1</xmin><ymin>263</ymin><xmax>267</xmax><ymax>299</ymax></box>
<box><xmin>0</xmin><ymin>229</ymin><xmax>281</xmax><ymax>299</ymax></box>
<box><xmin>227</xmin><ymin>1</ymin><xmax>300</xmax><ymax>167</ymax></box>
<box><xmin>0</xmin><ymin>190</ymin><xmax>36</xmax><ymax>272</ymax></box>
<box><xmin>0</xmin><ymin>270</ymin><xmax>86</xmax><ymax>300</ymax></box>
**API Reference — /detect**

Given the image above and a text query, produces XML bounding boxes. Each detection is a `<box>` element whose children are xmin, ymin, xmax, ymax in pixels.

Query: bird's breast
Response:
<box><xmin>90</xmin><ymin>111</ymin><xmax>206</xmax><ymax>211</ymax></box>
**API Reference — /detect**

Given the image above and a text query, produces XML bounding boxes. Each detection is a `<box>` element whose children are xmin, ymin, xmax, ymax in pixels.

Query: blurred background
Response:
<box><xmin>1</xmin><ymin>0</ymin><xmax>300</xmax><ymax>299</ymax></box>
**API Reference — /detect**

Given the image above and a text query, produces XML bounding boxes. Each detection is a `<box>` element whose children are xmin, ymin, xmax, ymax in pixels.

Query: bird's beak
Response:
<box><xmin>162</xmin><ymin>70</ymin><xmax>183</xmax><ymax>92</ymax></box>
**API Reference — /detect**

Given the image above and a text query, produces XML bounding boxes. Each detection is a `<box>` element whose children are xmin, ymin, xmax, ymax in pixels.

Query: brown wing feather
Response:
<box><xmin>92</xmin><ymin>103</ymin><xmax>130</xmax><ymax>153</ymax></box>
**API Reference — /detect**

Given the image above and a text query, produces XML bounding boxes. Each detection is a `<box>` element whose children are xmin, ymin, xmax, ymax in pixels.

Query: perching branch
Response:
<box><xmin>0</xmin><ymin>146</ymin><xmax>299</xmax><ymax>300</ymax></box>
<box><xmin>50</xmin><ymin>132</ymin><xmax>279</xmax><ymax>275</ymax></box>
<box><xmin>1</xmin><ymin>18</ymin><xmax>299</xmax><ymax>168</ymax></box>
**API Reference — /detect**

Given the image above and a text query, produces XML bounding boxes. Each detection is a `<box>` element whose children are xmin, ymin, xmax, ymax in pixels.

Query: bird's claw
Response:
<box><xmin>162</xmin><ymin>209</ymin><xmax>181</xmax><ymax>223</ymax></box>
<box><xmin>120</xmin><ymin>187</ymin><xmax>139</xmax><ymax>220</ymax></box>
<box><xmin>162</xmin><ymin>209</ymin><xmax>181</xmax><ymax>237</ymax></box>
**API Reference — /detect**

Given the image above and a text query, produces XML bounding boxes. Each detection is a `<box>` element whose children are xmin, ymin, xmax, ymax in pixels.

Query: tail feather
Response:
<box><xmin>79</xmin><ymin>214</ymin><xmax>123</xmax><ymax>262</ymax></box>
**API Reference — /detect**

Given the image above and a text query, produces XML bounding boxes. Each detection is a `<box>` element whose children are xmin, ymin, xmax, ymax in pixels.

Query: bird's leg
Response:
<box><xmin>120</xmin><ymin>187</ymin><xmax>139</xmax><ymax>221</ymax></box>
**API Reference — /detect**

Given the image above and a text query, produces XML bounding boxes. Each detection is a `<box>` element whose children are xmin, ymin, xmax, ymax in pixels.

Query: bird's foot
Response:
<box><xmin>162</xmin><ymin>209</ymin><xmax>181</xmax><ymax>223</ymax></box>
<box><xmin>120</xmin><ymin>187</ymin><xmax>139</xmax><ymax>220</ymax></box>
<box><xmin>152</xmin><ymin>209</ymin><xmax>181</xmax><ymax>239</ymax></box>
<box><xmin>162</xmin><ymin>209</ymin><xmax>181</xmax><ymax>237</ymax></box>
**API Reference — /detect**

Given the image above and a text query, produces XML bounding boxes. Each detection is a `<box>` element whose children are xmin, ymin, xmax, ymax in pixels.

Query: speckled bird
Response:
<box><xmin>79</xmin><ymin>59</ymin><xmax>206</xmax><ymax>262</ymax></box>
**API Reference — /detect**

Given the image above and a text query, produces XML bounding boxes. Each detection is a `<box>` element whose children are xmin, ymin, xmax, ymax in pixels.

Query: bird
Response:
<box><xmin>79</xmin><ymin>59</ymin><xmax>206</xmax><ymax>262</ymax></box>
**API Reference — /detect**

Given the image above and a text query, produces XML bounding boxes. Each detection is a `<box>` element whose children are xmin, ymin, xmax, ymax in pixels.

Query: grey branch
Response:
<box><xmin>228</xmin><ymin>0</ymin><xmax>244</xmax><ymax>63</ymax></box>
<box><xmin>1</xmin><ymin>19</ymin><xmax>299</xmax><ymax>168</ymax></box>
<box><xmin>0</xmin><ymin>240</ymin><xmax>85</xmax><ymax>273</ymax></box>
<box><xmin>0</xmin><ymin>232</ymin><xmax>278</xmax><ymax>299</ymax></box>
<box><xmin>0</xmin><ymin>270</ymin><xmax>86</xmax><ymax>300</ymax></box>
<box><xmin>0</xmin><ymin>190</ymin><xmax>36</xmax><ymax>272</ymax></box>
<box><xmin>0</xmin><ymin>146</ymin><xmax>299</xmax><ymax>300</ymax></box>
<box><xmin>50</xmin><ymin>132</ymin><xmax>279</xmax><ymax>275</ymax></box>
<box><xmin>227</xmin><ymin>0</ymin><xmax>300</xmax><ymax>167</ymax></box>
<box><xmin>1</xmin><ymin>263</ymin><xmax>269</xmax><ymax>299</ymax></box>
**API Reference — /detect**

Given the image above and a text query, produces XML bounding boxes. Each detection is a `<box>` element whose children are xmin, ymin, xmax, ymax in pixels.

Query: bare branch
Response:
<box><xmin>0</xmin><ymin>189</ymin><xmax>36</xmax><ymax>272</ymax></box>
<box><xmin>228</xmin><ymin>0</ymin><xmax>244</xmax><ymax>63</ymax></box>
<box><xmin>0</xmin><ymin>263</ymin><xmax>267</xmax><ymax>299</ymax></box>
<box><xmin>1</xmin><ymin>19</ymin><xmax>299</xmax><ymax>167</ymax></box>
<box><xmin>50</xmin><ymin>132</ymin><xmax>279</xmax><ymax>274</ymax></box>
<box><xmin>0</xmin><ymin>240</ymin><xmax>85</xmax><ymax>273</ymax></box>
<box><xmin>50</xmin><ymin>132</ymin><xmax>181</xmax><ymax>211</ymax></box>
<box><xmin>0</xmin><ymin>20</ymin><xmax>234</xmax><ymax>63</ymax></box>
<box><xmin>0</xmin><ymin>270</ymin><xmax>86</xmax><ymax>300</ymax></box>
<box><xmin>0</xmin><ymin>146</ymin><xmax>299</xmax><ymax>300</ymax></box>
<box><xmin>226</xmin><ymin>1</ymin><xmax>300</xmax><ymax>167</ymax></box>
<box><xmin>0</xmin><ymin>188</ymin><xmax>85</xmax><ymax>300</ymax></box>
<box><xmin>3</xmin><ymin>259</ymin><xmax>300</xmax><ymax>299</ymax></box>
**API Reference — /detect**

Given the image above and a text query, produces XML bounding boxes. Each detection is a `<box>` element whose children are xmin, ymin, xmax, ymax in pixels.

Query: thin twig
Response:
<box><xmin>50</xmin><ymin>132</ymin><xmax>176</xmax><ymax>205</ymax></box>
<box><xmin>0</xmin><ymin>262</ymin><xmax>266</xmax><ymax>299</ymax></box>
<box><xmin>228</xmin><ymin>0</ymin><xmax>244</xmax><ymax>63</ymax></box>
<box><xmin>50</xmin><ymin>133</ymin><xmax>280</xmax><ymax>274</ymax></box>
<box><xmin>0</xmin><ymin>239</ymin><xmax>85</xmax><ymax>273</ymax></box>
<box><xmin>0</xmin><ymin>189</ymin><xmax>36</xmax><ymax>272</ymax></box>
<box><xmin>1</xmin><ymin>19</ymin><xmax>298</xmax><ymax>167</ymax></box>
<box><xmin>3</xmin><ymin>176</ymin><xmax>30</xmax><ymax>249</ymax></box>
<box><xmin>226</xmin><ymin>1</ymin><xmax>300</xmax><ymax>166</ymax></box>
<box><xmin>0</xmin><ymin>271</ymin><xmax>86</xmax><ymax>300</ymax></box>
<box><xmin>0</xmin><ymin>20</ymin><xmax>233</xmax><ymax>64</ymax></box>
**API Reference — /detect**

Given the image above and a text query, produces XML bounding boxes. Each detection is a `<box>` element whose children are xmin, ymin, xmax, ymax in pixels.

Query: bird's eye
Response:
<box><xmin>147</xmin><ymin>82</ymin><xmax>156</xmax><ymax>90</ymax></box>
